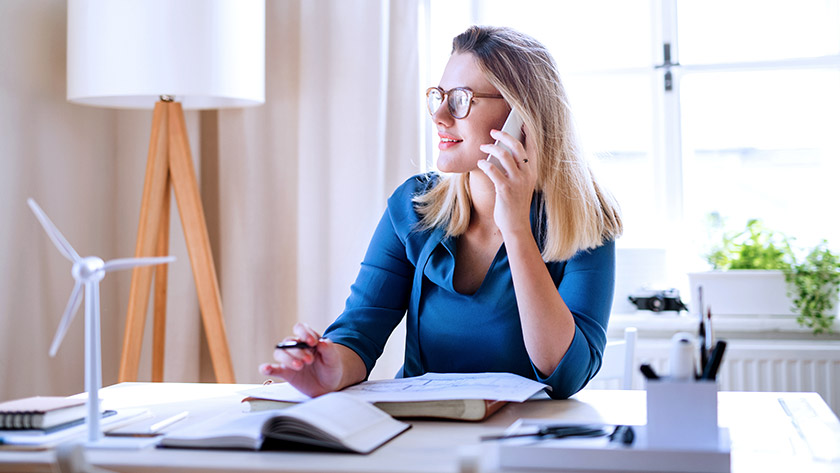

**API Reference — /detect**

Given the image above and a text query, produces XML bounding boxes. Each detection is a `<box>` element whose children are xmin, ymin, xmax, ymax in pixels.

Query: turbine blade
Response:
<box><xmin>27</xmin><ymin>199</ymin><xmax>81</xmax><ymax>263</ymax></box>
<box><xmin>102</xmin><ymin>256</ymin><xmax>176</xmax><ymax>272</ymax></box>
<box><xmin>49</xmin><ymin>280</ymin><xmax>83</xmax><ymax>357</ymax></box>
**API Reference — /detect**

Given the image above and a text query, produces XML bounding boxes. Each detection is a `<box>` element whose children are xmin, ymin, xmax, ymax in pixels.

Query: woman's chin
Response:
<box><xmin>435</xmin><ymin>158</ymin><xmax>479</xmax><ymax>174</ymax></box>
<box><xmin>434</xmin><ymin>159</ymin><xmax>456</xmax><ymax>173</ymax></box>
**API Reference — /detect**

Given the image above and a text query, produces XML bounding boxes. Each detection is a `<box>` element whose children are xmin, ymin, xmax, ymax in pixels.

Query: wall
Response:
<box><xmin>0</xmin><ymin>0</ymin><xmax>420</xmax><ymax>401</ymax></box>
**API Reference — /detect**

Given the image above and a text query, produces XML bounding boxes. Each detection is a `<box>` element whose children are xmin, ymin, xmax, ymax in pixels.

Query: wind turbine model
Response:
<box><xmin>27</xmin><ymin>199</ymin><xmax>174</xmax><ymax>443</ymax></box>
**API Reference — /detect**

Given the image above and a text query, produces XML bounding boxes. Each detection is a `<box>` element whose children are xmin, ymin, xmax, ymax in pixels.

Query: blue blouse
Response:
<box><xmin>324</xmin><ymin>173</ymin><xmax>615</xmax><ymax>399</ymax></box>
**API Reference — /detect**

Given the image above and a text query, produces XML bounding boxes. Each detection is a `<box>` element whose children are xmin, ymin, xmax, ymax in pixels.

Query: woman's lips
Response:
<box><xmin>438</xmin><ymin>133</ymin><xmax>463</xmax><ymax>150</ymax></box>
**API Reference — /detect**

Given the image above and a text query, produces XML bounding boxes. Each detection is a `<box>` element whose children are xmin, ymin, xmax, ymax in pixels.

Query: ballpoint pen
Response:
<box><xmin>480</xmin><ymin>425</ymin><xmax>610</xmax><ymax>441</ymax></box>
<box><xmin>698</xmin><ymin>286</ymin><xmax>707</xmax><ymax>372</ymax></box>
<box><xmin>275</xmin><ymin>340</ymin><xmax>316</xmax><ymax>350</ymax></box>
<box><xmin>706</xmin><ymin>306</ymin><xmax>714</xmax><ymax>352</ymax></box>
<box><xmin>702</xmin><ymin>340</ymin><xmax>727</xmax><ymax>380</ymax></box>
<box><xmin>699</xmin><ymin>313</ymin><xmax>707</xmax><ymax>373</ymax></box>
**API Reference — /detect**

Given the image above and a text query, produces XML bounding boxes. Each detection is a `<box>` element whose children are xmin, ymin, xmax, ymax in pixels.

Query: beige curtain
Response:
<box><xmin>0</xmin><ymin>0</ymin><xmax>420</xmax><ymax>401</ymax></box>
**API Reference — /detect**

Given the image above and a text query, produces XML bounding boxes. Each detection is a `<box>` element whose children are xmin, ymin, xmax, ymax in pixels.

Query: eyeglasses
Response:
<box><xmin>425</xmin><ymin>86</ymin><xmax>504</xmax><ymax>119</ymax></box>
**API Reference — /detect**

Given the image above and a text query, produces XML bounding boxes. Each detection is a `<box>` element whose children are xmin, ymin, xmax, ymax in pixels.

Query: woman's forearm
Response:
<box><xmin>504</xmin><ymin>229</ymin><xmax>576</xmax><ymax>376</ymax></box>
<box><xmin>334</xmin><ymin>343</ymin><xmax>368</xmax><ymax>389</ymax></box>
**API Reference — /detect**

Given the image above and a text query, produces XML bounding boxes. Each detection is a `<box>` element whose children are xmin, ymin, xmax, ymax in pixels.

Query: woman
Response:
<box><xmin>260</xmin><ymin>26</ymin><xmax>622</xmax><ymax>399</ymax></box>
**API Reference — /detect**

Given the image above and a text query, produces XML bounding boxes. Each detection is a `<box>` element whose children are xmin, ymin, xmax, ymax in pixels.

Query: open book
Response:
<box><xmin>241</xmin><ymin>372</ymin><xmax>549</xmax><ymax>422</ymax></box>
<box><xmin>244</xmin><ymin>396</ymin><xmax>508</xmax><ymax>422</ymax></box>
<box><xmin>160</xmin><ymin>392</ymin><xmax>409</xmax><ymax>454</ymax></box>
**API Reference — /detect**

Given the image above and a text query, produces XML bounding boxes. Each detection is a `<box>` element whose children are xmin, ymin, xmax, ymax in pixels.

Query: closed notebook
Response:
<box><xmin>0</xmin><ymin>397</ymin><xmax>87</xmax><ymax>430</ymax></box>
<box><xmin>161</xmin><ymin>392</ymin><xmax>410</xmax><ymax>454</ymax></box>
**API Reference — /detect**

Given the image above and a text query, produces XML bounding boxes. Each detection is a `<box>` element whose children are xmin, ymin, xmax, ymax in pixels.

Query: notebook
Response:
<box><xmin>0</xmin><ymin>396</ymin><xmax>87</xmax><ymax>430</ymax></box>
<box><xmin>161</xmin><ymin>392</ymin><xmax>410</xmax><ymax>454</ymax></box>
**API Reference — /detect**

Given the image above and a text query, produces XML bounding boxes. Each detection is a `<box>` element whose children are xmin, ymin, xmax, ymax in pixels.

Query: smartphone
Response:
<box><xmin>486</xmin><ymin>109</ymin><xmax>525</xmax><ymax>173</ymax></box>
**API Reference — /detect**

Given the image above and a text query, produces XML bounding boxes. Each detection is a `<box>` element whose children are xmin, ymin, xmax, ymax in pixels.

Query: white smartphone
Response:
<box><xmin>486</xmin><ymin>109</ymin><xmax>525</xmax><ymax>173</ymax></box>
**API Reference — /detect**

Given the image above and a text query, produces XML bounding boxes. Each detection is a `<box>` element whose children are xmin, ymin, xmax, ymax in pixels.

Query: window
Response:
<box><xmin>422</xmin><ymin>0</ymin><xmax>840</xmax><ymax>296</ymax></box>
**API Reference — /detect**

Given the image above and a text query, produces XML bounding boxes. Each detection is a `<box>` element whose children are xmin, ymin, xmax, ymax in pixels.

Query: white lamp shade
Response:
<box><xmin>67</xmin><ymin>0</ymin><xmax>265</xmax><ymax>110</ymax></box>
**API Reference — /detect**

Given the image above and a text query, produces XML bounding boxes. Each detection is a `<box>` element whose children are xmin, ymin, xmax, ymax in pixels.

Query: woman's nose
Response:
<box><xmin>432</xmin><ymin>100</ymin><xmax>454</xmax><ymax>126</ymax></box>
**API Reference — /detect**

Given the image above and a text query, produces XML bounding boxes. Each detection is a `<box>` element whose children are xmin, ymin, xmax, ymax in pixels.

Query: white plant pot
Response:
<box><xmin>688</xmin><ymin>270</ymin><xmax>795</xmax><ymax>317</ymax></box>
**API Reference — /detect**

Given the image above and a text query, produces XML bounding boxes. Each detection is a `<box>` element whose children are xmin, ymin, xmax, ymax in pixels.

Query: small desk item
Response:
<box><xmin>239</xmin><ymin>372</ymin><xmax>547</xmax><ymax>422</ymax></box>
<box><xmin>106</xmin><ymin>411</ymin><xmax>188</xmax><ymax>437</ymax></box>
<box><xmin>493</xmin><ymin>419</ymin><xmax>731</xmax><ymax>473</ymax></box>
<box><xmin>701</xmin><ymin>340</ymin><xmax>727</xmax><ymax>380</ymax></box>
<box><xmin>275</xmin><ymin>341</ymin><xmax>315</xmax><ymax>350</ymax></box>
<box><xmin>0</xmin><ymin>397</ymin><xmax>87</xmax><ymax>430</ymax></box>
<box><xmin>160</xmin><ymin>392</ymin><xmax>409</xmax><ymax>454</ymax></box>
<box><xmin>0</xmin><ymin>409</ymin><xmax>148</xmax><ymax>450</ymax></box>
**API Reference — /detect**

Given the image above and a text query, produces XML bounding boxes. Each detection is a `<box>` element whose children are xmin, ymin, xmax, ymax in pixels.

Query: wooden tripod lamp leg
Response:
<box><xmin>119</xmin><ymin>103</ymin><xmax>170</xmax><ymax>383</ymax></box>
<box><xmin>151</xmin><ymin>178</ymin><xmax>171</xmax><ymax>382</ymax></box>
<box><xmin>166</xmin><ymin>102</ymin><xmax>236</xmax><ymax>383</ymax></box>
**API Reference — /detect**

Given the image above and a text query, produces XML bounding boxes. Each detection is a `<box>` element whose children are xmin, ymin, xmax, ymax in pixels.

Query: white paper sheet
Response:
<box><xmin>241</xmin><ymin>372</ymin><xmax>549</xmax><ymax>404</ymax></box>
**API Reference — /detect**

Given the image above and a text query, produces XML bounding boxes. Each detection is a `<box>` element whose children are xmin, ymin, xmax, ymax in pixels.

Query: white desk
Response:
<box><xmin>1</xmin><ymin>382</ymin><xmax>839</xmax><ymax>473</ymax></box>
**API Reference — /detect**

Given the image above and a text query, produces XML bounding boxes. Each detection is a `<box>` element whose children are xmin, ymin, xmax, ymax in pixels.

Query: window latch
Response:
<box><xmin>654</xmin><ymin>43</ymin><xmax>680</xmax><ymax>92</ymax></box>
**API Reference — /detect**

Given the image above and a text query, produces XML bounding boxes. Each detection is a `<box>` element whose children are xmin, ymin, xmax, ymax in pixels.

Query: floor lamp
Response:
<box><xmin>66</xmin><ymin>0</ymin><xmax>266</xmax><ymax>383</ymax></box>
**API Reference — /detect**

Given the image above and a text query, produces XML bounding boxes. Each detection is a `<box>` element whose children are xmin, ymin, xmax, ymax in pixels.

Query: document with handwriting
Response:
<box><xmin>244</xmin><ymin>372</ymin><xmax>549</xmax><ymax>404</ymax></box>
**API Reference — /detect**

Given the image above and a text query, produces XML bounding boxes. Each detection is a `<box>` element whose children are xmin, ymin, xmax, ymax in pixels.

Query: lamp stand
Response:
<box><xmin>118</xmin><ymin>99</ymin><xmax>235</xmax><ymax>383</ymax></box>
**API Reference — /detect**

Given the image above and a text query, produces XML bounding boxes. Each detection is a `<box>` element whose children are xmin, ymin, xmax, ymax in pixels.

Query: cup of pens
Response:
<box><xmin>640</xmin><ymin>330</ymin><xmax>728</xmax><ymax>451</ymax></box>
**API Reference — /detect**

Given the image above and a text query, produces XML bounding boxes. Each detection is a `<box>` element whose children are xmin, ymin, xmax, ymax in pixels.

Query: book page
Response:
<box><xmin>242</xmin><ymin>383</ymin><xmax>310</xmax><ymax>403</ymax></box>
<box><xmin>342</xmin><ymin>373</ymin><xmax>548</xmax><ymax>403</ymax></box>
<box><xmin>242</xmin><ymin>372</ymin><xmax>548</xmax><ymax>404</ymax></box>
<box><xmin>160</xmin><ymin>411</ymin><xmax>274</xmax><ymax>450</ymax></box>
<box><xmin>264</xmin><ymin>392</ymin><xmax>409</xmax><ymax>454</ymax></box>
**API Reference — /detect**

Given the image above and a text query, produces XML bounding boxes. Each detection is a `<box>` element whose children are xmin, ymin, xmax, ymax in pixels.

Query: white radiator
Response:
<box><xmin>633</xmin><ymin>340</ymin><xmax>840</xmax><ymax>417</ymax></box>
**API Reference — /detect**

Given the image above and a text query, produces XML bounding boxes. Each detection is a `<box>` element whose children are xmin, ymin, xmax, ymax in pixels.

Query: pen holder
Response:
<box><xmin>645</xmin><ymin>379</ymin><xmax>720</xmax><ymax>451</ymax></box>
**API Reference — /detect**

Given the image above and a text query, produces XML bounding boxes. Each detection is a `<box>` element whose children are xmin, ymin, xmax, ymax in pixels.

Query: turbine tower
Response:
<box><xmin>28</xmin><ymin>199</ymin><xmax>174</xmax><ymax>443</ymax></box>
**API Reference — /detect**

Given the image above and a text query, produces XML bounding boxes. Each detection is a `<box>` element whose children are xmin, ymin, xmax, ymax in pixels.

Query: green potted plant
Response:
<box><xmin>785</xmin><ymin>242</ymin><xmax>840</xmax><ymax>334</ymax></box>
<box><xmin>689</xmin><ymin>218</ymin><xmax>840</xmax><ymax>334</ymax></box>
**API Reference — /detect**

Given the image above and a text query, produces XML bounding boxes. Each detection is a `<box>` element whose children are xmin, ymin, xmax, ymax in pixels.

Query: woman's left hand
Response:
<box><xmin>477</xmin><ymin>127</ymin><xmax>537</xmax><ymax>238</ymax></box>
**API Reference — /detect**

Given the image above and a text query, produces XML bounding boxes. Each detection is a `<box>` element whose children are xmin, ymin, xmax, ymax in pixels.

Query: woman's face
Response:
<box><xmin>432</xmin><ymin>52</ymin><xmax>511</xmax><ymax>174</ymax></box>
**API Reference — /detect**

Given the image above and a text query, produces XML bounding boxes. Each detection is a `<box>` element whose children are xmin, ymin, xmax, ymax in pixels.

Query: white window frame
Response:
<box><xmin>419</xmin><ymin>0</ymin><xmax>840</xmax><ymax>275</ymax></box>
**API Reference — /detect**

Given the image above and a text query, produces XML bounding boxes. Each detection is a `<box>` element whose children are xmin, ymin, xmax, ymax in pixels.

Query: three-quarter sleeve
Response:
<box><xmin>323</xmin><ymin>177</ymin><xmax>426</xmax><ymax>375</ymax></box>
<box><xmin>535</xmin><ymin>240</ymin><xmax>616</xmax><ymax>398</ymax></box>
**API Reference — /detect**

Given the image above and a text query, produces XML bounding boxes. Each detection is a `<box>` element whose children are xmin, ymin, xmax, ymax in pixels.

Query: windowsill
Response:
<box><xmin>608</xmin><ymin>311</ymin><xmax>840</xmax><ymax>341</ymax></box>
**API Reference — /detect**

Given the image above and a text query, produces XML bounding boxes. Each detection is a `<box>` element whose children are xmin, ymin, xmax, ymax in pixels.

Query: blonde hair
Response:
<box><xmin>414</xmin><ymin>25</ymin><xmax>622</xmax><ymax>261</ymax></box>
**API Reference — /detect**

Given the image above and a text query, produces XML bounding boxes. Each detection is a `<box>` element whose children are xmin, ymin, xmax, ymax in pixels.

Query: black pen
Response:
<box><xmin>640</xmin><ymin>363</ymin><xmax>660</xmax><ymax>380</ymax></box>
<box><xmin>697</xmin><ymin>286</ymin><xmax>707</xmax><ymax>372</ymax></box>
<box><xmin>706</xmin><ymin>307</ymin><xmax>714</xmax><ymax>352</ymax></box>
<box><xmin>701</xmin><ymin>340</ymin><xmax>727</xmax><ymax>380</ymax></box>
<box><xmin>480</xmin><ymin>425</ymin><xmax>609</xmax><ymax>442</ymax></box>
<box><xmin>699</xmin><ymin>315</ymin><xmax>707</xmax><ymax>372</ymax></box>
<box><xmin>275</xmin><ymin>340</ymin><xmax>316</xmax><ymax>350</ymax></box>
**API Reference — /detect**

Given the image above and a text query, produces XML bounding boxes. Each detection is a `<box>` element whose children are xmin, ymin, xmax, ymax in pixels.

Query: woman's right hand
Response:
<box><xmin>259</xmin><ymin>323</ymin><xmax>346</xmax><ymax>397</ymax></box>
